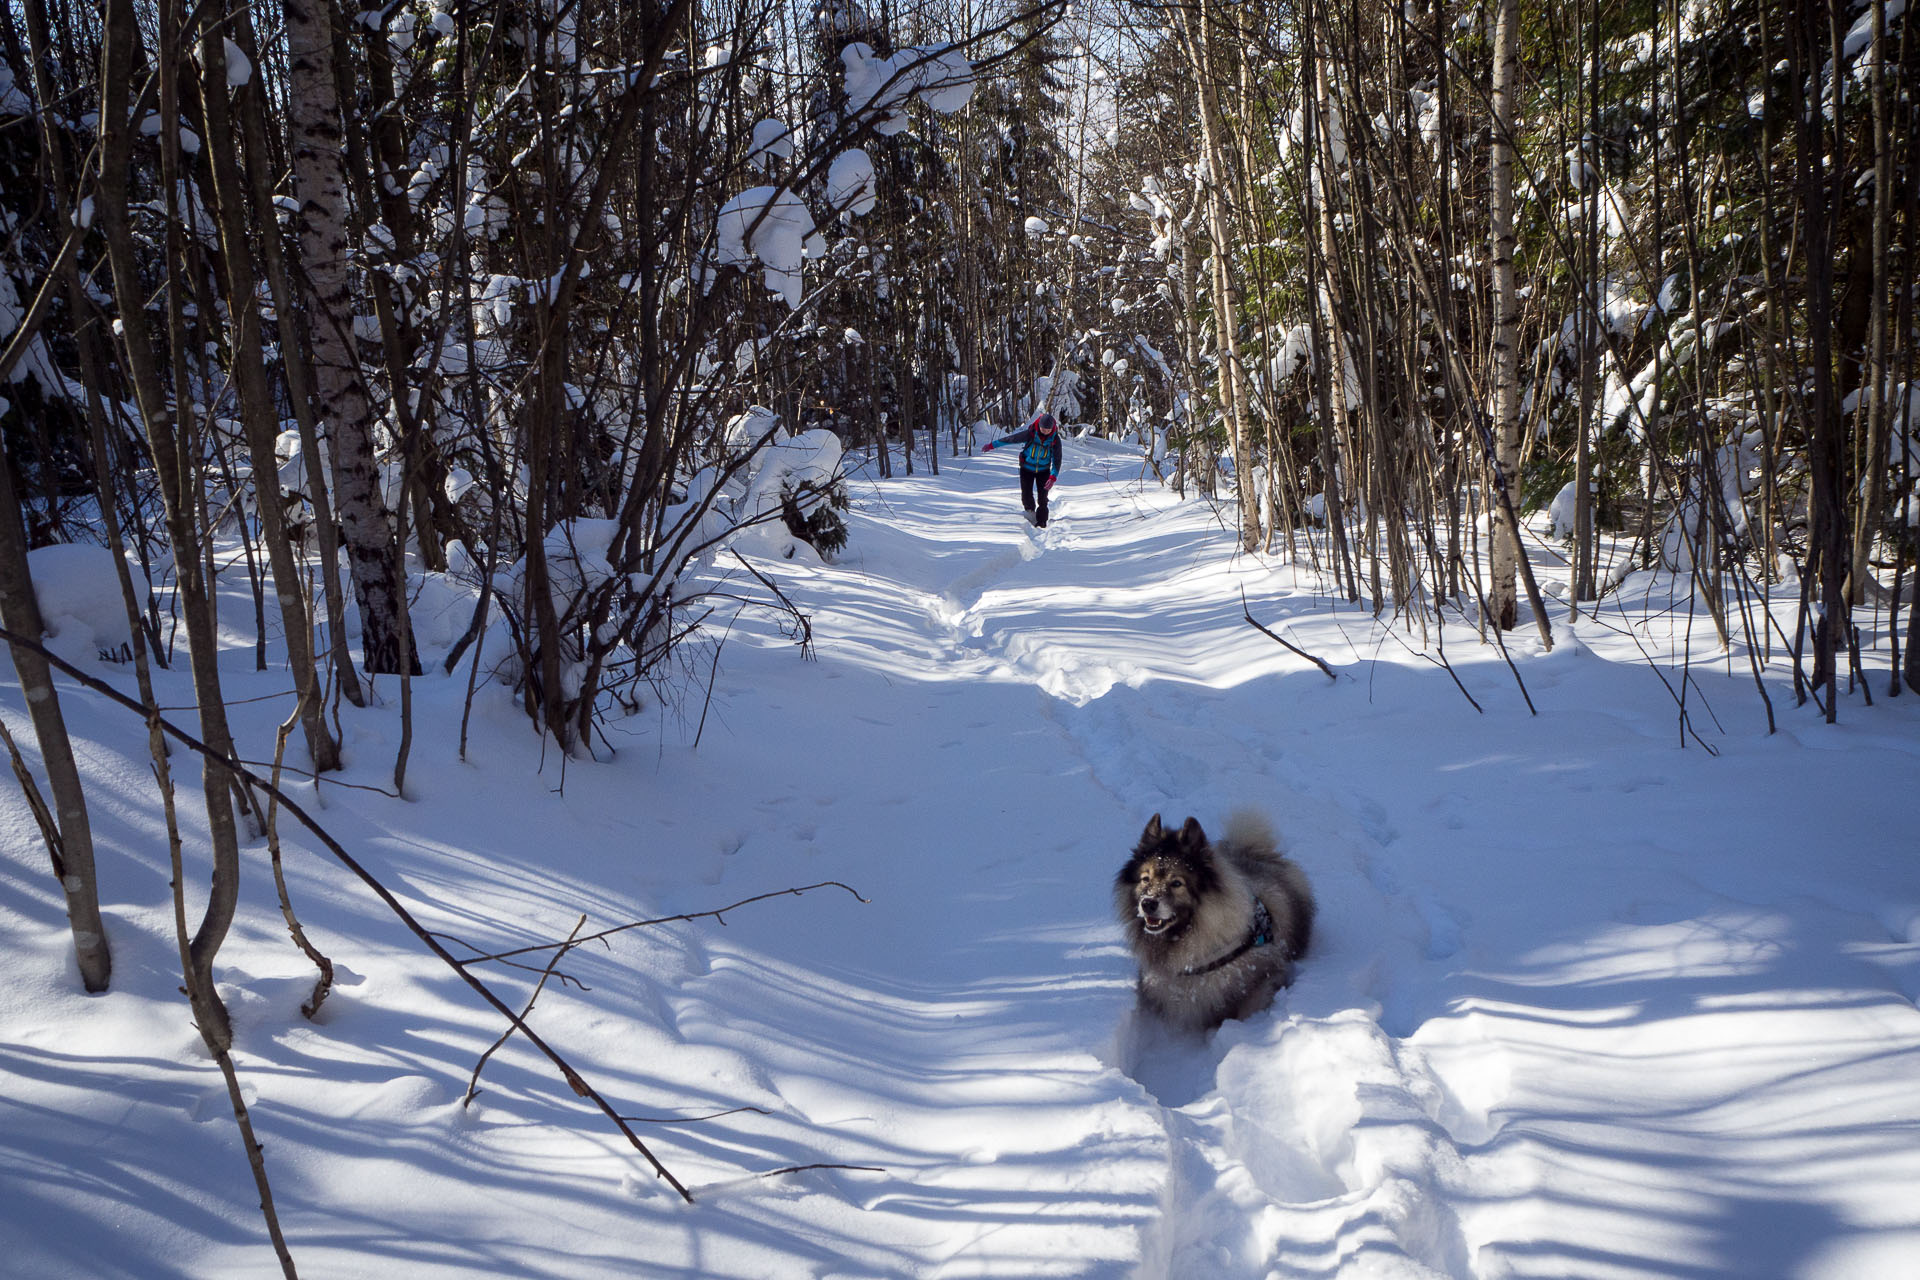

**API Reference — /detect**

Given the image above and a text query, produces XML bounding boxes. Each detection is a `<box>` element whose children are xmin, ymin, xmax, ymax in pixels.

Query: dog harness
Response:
<box><xmin>1182</xmin><ymin>899</ymin><xmax>1275</xmax><ymax>976</ymax></box>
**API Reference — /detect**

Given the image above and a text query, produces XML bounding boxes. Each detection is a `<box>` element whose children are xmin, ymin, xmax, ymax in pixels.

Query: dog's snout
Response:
<box><xmin>1140</xmin><ymin>896</ymin><xmax>1160</xmax><ymax>913</ymax></box>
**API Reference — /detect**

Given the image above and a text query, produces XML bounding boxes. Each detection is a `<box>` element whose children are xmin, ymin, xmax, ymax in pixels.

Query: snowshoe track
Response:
<box><xmin>901</xmin><ymin>448</ymin><xmax>1504</xmax><ymax>1278</ymax></box>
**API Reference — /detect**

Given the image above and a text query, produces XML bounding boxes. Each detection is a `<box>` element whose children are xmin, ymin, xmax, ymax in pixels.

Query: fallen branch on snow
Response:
<box><xmin>1240</xmin><ymin>589</ymin><xmax>1338</xmax><ymax>681</ymax></box>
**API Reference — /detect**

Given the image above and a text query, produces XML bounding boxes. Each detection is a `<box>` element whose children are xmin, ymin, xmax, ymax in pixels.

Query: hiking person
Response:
<box><xmin>982</xmin><ymin>412</ymin><xmax>1063</xmax><ymax>528</ymax></box>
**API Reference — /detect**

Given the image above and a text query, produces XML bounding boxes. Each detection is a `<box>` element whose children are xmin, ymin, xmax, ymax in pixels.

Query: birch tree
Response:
<box><xmin>284</xmin><ymin>0</ymin><xmax>414</xmax><ymax>679</ymax></box>
<box><xmin>1486</xmin><ymin>0</ymin><xmax>1523</xmax><ymax>631</ymax></box>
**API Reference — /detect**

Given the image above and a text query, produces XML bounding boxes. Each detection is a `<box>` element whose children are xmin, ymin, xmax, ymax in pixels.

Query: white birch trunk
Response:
<box><xmin>1487</xmin><ymin>0</ymin><xmax>1523</xmax><ymax>631</ymax></box>
<box><xmin>284</xmin><ymin>0</ymin><xmax>413</xmax><ymax>675</ymax></box>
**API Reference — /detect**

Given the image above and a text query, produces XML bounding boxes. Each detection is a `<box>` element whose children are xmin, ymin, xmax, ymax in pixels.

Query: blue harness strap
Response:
<box><xmin>1183</xmin><ymin>899</ymin><xmax>1275</xmax><ymax>976</ymax></box>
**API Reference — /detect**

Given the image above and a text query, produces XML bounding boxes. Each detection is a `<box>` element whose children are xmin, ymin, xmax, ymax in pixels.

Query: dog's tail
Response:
<box><xmin>1222</xmin><ymin>808</ymin><xmax>1278</xmax><ymax>856</ymax></box>
<box><xmin>1225</xmin><ymin>809</ymin><xmax>1316</xmax><ymax>961</ymax></box>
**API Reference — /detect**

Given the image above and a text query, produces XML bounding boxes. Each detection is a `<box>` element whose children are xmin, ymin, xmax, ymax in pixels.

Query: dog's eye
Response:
<box><xmin>1169</xmin><ymin>879</ymin><xmax>1184</xmax><ymax>890</ymax></box>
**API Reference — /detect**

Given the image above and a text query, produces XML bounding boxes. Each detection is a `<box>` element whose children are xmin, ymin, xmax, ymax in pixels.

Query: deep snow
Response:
<box><xmin>3</xmin><ymin>436</ymin><xmax>1918</xmax><ymax>1278</ymax></box>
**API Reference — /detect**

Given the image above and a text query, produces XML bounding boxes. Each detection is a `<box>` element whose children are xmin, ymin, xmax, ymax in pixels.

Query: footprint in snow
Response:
<box><xmin>1417</xmin><ymin>898</ymin><xmax>1466</xmax><ymax>961</ymax></box>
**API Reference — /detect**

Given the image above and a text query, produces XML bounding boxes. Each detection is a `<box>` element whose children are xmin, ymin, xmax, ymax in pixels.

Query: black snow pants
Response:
<box><xmin>1020</xmin><ymin>467</ymin><xmax>1051</xmax><ymax>528</ymax></box>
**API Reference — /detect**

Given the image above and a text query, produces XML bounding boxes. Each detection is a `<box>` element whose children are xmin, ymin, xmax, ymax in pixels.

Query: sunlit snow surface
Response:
<box><xmin>4</xmin><ymin>437</ymin><xmax>1918</xmax><ymax>1278</ymax></box>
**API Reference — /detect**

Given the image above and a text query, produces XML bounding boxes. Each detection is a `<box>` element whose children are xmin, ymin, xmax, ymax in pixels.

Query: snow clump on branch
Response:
<box><xmin>825</xmin><ymin>148</ymin><xmax>878</xmax><ymax>217</ymax></box>
<box><xmin>733</xmin><ymin>428</ymin><xmax>847</xmax><ymax>563</ymax></box>
<box><xmin>715</xmin><ymin>187</ymin><xmax>826</xmax><ymax>309</ymax></box>
<box><xmin>747</xmin><ymin>119</ymin><xmax>794</xmax><ymax>172</ymax></box>
<box><xmin>839</xmin><ymin>42</ymin><xmax>973</xmax><ymax>135</ymax></box>
<box><xmin>712</xmin><ymin>46</ymin><xmax>970</xmax><ymax>308</ymax></box>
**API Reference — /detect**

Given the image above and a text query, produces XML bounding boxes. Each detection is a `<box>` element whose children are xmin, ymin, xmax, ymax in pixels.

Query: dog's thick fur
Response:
<box><xmin>1115</xmin><ymin>811</ymin><xmax>1315</xmax><ymax>1034</ymax></box>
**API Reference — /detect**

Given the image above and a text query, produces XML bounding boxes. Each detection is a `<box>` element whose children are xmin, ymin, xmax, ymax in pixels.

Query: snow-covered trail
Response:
<box><xmin>831</xmin><ymin>447</ymin><xmax>1503</xmax><ymax>1277</ymax></box>
<box><xmin>766</xmin><ymin>439</ymin><xmax>1920</xmax><ymax>1278</ymax></box>
<box><xmin>3</xmin><ymin>435</ymin><xmax>1918</xmax><ymax>1278</ymax></box>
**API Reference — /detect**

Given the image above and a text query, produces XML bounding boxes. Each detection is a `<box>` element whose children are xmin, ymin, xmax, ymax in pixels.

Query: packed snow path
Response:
<box><xmin>3</xmin><ymin>436</ymin><xmax>1918</xmax><ymax>1277</ymax></box>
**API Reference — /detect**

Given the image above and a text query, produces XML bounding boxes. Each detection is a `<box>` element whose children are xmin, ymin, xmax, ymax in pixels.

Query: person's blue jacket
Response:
<box><xmin>988</xmin><ymin>415</ymin><xmax>1062</xmax><ymax>478</ymax></box>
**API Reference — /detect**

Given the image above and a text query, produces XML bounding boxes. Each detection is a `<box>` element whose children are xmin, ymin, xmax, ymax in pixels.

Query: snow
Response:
<box><xmin>1546</xmin><ymin>478</ymin><xmax>1581</xmax><ymax>537</ymax></box>
<box><xmin>1270</xmin><ymin>322</ymin><xmax>1314</xmax><ymax>382</ymax></box>
<box><xmin>0</xmin><ymin>267</ymin><xmax>62</xmax><ymax>392</ymax></box>
<box><xmin>1131</xmin><ymin>178</ymin><xmax>1181</xmax><ymax>261</ymax></box>
<box><xmin>824</xmin><ymin>148</ymin><xmax>878</xmax><ymax>218</ymax></box>
<box><xmin>4</xmin><ymin>437</ymin><xmax>1920</xmax><ymax>1278</ymax></box>
<box><xmin>24</xmin><ymin>543</ymin><xmax>145</xmax><ymax>665</ymax></box>
<box><xmin>1843</xmin><ymin>0</ymin><xmax>1906</xmax><ymax>60</ymax></box>
<box><xmin>840</xmin><ymin>42</ymin><xmax>974</xmax><ymax>136</ymax></box>
<box><xmin>491</xmin><ymin>519</ymin><xmax>624</xmax><ymax>689</ymax></box>
<box><xmin>0</xmin><ymin>65</ymin><xmax>32</xmax><ymax>116</ymax></box>
<box><xmin>732</xmin><ymin>428</ymin><xmax>846</xmax><ymax>562</ymax></box>
<box><xmin>910</xmin><ymin>48</ymin><xmax>975</xmax><ymax>115</ymax></box>
<box><xmin>722</xmin><ymin>404</ymin><xmax>785</xmax><ymax>458</ymax></box>
<box><xmin>746</xmin><ymin>118</ymin><xmax>793</xmax><ymax>172</ymax></box>
<box><xmin>714</xmin><ymin>186</ymin><xmax>825</xmax><ymax>309</ymax></box>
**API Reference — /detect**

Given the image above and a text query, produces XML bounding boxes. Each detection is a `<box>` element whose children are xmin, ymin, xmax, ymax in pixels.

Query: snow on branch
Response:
<box><xmin>839</xmin><ymin>42</ymin><xmax>975</xmax><ymax>136</ymax></box>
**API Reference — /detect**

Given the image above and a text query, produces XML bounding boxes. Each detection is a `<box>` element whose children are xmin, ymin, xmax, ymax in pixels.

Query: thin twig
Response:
<box><xmin>1456</xmin><ymin>555</ymin><xmax>1539</xmax><ymax>716</ymax></box>
<box><xmin>730</xmin><ymin>549</ymin><xmax>814</xmax><ymax>658</ymax></box>
<box><xmin>692</xmin><ymin>608</ymin><xmax>739</xmax><ymax>751</ymax></box>
<box><xmin>1240</xmin><ymin>588</ymin><xmax>1337</xmax><ymax>680</ymax></box>
<box><xmin>1377</xmin><ymin>613</ymin><xmax>1484</xmax><ymax>713</ymax></box>
<box><xmin>693</xmin><ymin>1163</ymin><xmax>888</xmax><ymax>1195</ymax></box>
<box><xmin>1605</xmin><ymin>608</ymin><xmax>1723</xmax><ymax>756</ymax></box>
<box><xmin>0</xmin><ymin>716</ymin><xmax>67</xmax><ymax>879</ymax></box>
<box><xmin>451</xmin><ymin>881</ymin><xmax>871</xmax><ymax>967</ymax></box>
<box><xmin>235</xmin><ymin>761</ymin><xmax>400</xmax><ymax>797</ymax></box>
<box><xmin>465</xmin><ymin>914</ymin><xmax>586</xmax><ymax>1107</ymax></box>
<box><xmin>265</xmin><ymin>688</ymin><xmax>334</xmax><ymax>1019</ymax></box>
<box><xmin>620</xmin><ymin>1105</ymin><xmax>771</xmax><ymax>1125</ymax></box>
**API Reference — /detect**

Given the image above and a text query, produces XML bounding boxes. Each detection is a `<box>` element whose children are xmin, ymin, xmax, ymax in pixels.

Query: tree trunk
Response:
<box><xmin>283</xmin><ymin>0</ymin><xmax>413</xmax><ymax>676</ymax></box>
<box><xmin>98</xmin><ymin>0</ymin><xmax>241</xmax><ymax>1047</ymax></box>
<box><xmin>1175</xmin><ymin>0</ymin><xmax>1261</xmax><ymax>551</ymax></box>
<box><xmin>1572</xmin><ymin>0</ymin><xmax>1600</xmax><ymax>604</ymax></box>
<box><xmin>1793</xmin><ymin>0</ymin><xmax>1848</xmax><ymax>713</ymax></box>
<box><xmin>0</xmin><ymin>454</ymin><xmax>112</xmax><ymax>992</ymax></box>
<box><xmin>1309</xmin><ymin>10</ymin><xmax>1361</xmax><ymax>600</ymax></box>
<box><xmin>194</xmin><ymin>16</ymin><xmax>340</xmax><ymax>771</ymax></box>
<box><xmin>228</xmin><ymin>3</ymin><xmax>364</xmax><ymax>708</ymax></box>
<box><xmin>1848</xmin><ymin>0</ymin><xmax>1892</xmax><ymax>609</ymax></box>
<box><xmin>1487</xmin><ymin>0</ymin><xmax>1523</xmax><ymax>632</ymax></box>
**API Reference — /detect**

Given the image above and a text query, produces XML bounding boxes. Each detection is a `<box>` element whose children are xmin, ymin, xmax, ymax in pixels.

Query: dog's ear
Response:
<box><xmin>1178</xmin><ymin>817</ymin><xmax>1207</xmax><ymax>850</ymax></box>
<box><xmin>1142</xmin><ymin>813</ymin><xmax>1164</xmax><ymax>842</ymax></box>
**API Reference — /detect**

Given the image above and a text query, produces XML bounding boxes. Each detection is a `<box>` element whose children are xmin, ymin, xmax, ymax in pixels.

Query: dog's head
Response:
<box><xmin>1115</xmin><ymin>814</ymin><xmax>1221</xmax><ymax>943</ymax></box>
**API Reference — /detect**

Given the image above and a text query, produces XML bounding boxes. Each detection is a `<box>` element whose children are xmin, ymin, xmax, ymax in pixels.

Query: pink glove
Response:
<box><xmin>1044</xmin><ymin>475</ymin><xmax>1056</xmax><ymax>491</ymax></box>
<box><xmin>983</xmin><ymin>441</ymin><xmax>995</xmax><ymax>451</ymax></box>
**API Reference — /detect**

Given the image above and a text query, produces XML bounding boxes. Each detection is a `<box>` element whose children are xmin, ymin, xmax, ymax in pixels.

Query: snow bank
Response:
<box><xmin>493</xmin><ymin>518</ymin><xmax>623</xmax><ymax>629</ymax></box>
<box><xmin>407</xmin><ymin>559</ymin><xmax>482</xmax><ymax>661</ymax></box>
<box><xmin>722</xmin><ymin>404</ymin><xmax>785</xmax><ymax>459</ymax></box>
<box><xmin>26</xmin><ymin>543</ymin><xmax>145</xmax><ymax>664</ymax></box>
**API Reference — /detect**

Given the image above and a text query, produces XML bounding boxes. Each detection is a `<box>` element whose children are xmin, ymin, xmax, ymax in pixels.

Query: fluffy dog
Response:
<box><xmin>1115</xmin><ymin>811</ymin><xmax>1315</xmax><ymax>1034</ymax></box>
